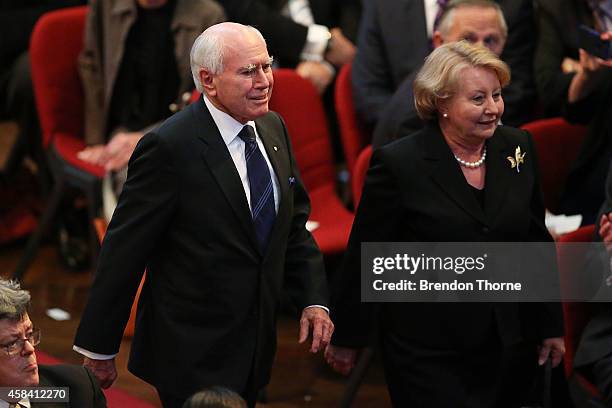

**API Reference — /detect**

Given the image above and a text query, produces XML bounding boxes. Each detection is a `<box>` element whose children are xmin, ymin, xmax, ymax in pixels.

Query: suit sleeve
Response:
<box><xmin>371</xmin><ymin>70</ymin><xmax>421</xmax><ymax>148</ymax></box>
<box><xmin>524</xmin><ymin>130</ymin><xmax>564</xmax><ymax>340</ymax></box>
<box><xmin>497</xmin><ymin>0</ymin><xmax>537</xmax><ymax>127</ymax></box>
<box><xmin>534</xmin><ymin>0</ymin><xmax>576</xmax><ymax>117</ymax></box>
<box><xmin>74</xmin><ymin>132</ymin><xmax>178</xmax><ymax>354</ymax></box>
<box><xmin>351</xmin><ymin>1</ymin><xmax>393</xmax><ymax>127</ymax></box>
<box><xmin>331</xmin><ymin>147</ymin><xmax>402</xmax><ymax>347</ymax></box>
<box><xmin>275</xmin><ymin>114</ymin><xmax>329</xmax><ymax>311</ymax></box>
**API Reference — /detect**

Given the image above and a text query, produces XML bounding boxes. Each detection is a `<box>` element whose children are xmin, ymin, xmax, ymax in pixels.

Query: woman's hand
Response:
<box><xmin>324</xmin><ymin>344</ymin><xmax>359</xmax><ymax>375</ymax></box>
<box><xmin>538</xmin><ymin>337</ymin><xmax>565</xmax><ymax>367</ymax></box>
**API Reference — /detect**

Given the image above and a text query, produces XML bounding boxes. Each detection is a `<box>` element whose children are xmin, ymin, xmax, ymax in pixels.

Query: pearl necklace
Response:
<box><xmin>454</xmin><ymin>147</ymin><xmax>487</xmax><ymax>169</ymax></box>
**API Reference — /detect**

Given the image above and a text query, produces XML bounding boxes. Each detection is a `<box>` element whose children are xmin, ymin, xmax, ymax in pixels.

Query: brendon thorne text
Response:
<box><xmin>372</xmin><ymin>279</ymin><xmax>522</xmax><ymax>292</ymax></box>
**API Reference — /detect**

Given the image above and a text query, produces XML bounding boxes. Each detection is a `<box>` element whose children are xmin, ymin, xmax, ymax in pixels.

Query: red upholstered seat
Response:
<box><xmin>335</xmin><ymin>63</ymin><xmax>371</xmax><ymax>185</ymax></box>
<box><xmin>13</xmin><ymin>6</ymin><xmax>104</xmax><ymax>279</ymax></box>
<box><xmin>269</xmin><ymin>69</ymin><xmax>353</xmax><ymax>255</ymax></box>
<box><xmin>521</xmin><ymin>117</ymin><xmax>587</xmax><ymax>213</ymax></box>
<box><xmin>557</xmin><ymin>225</ymin><xmax>603</xmax><ymax>401</ymax></box>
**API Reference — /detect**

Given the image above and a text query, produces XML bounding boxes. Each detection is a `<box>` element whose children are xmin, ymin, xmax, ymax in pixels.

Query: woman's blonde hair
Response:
<box><xmin>413</xmin><ymin>41</ymin><xmax>510</xmax><ymax>121</ymax></box>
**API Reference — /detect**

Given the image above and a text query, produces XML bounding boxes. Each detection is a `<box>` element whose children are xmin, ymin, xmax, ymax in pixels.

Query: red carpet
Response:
<box><xmin>37</xmin><ymin>351</ymin><xmax>155</xmax><ymax>407</ymax></box>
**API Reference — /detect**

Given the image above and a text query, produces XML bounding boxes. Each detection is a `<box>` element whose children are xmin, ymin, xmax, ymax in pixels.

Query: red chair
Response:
<box><xmin>556</xmin><ymin>225</ymin><xmax>603</xmax><ymax>403</ymax></box>
<box><xmin>351</xmin><ymin>145</ymin><xmax>373</xmax><ymax>209</ymax></box>
<box><xmin>269</xmin><ymin>69</ymin><xmax>354</xmax><ymax>256</ymax></box>
<box><xmin>13</xmin><ymin>6</ymin><xmax>104</xmax><ymax>279</ymax></box>
<box><xmin>335</xmin><ymin>63</ymin><xmax>371</xmax><ymax>183</ymax></box>
<box><xmin>521</xmin><ymin>117</ymin><xmax>588</xmax><ymax>213</ymax></box>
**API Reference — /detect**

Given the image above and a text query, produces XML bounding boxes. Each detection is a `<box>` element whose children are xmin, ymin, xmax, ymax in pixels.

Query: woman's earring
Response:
<box><xmin>442</xmin><ymin>113</ymin><xmax>448</xmax><ymax>118</ymax></box>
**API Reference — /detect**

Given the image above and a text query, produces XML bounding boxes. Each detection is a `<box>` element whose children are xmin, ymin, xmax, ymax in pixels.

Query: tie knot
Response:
<box><xmin>238</xmin><ymin>125</ymin><xmax>256</xmax><ymax>144</ymax></box>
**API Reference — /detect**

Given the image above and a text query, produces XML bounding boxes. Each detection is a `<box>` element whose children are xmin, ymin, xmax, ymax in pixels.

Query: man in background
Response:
<box><xmin>0</xmin><ymin>278</ymin><xmax>106</xmax><ymax>407</ymax></box>
<box><xmin>355</xmin><ymin>0</ymin><xmax>536</xmax><ymax>147</ymax></box>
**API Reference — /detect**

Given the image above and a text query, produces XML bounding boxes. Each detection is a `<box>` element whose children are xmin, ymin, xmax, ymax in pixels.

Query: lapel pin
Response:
<box><xmin>506</xmin><ymin>146</ymin><xmax>526</xmax><ymax>173</ymax></box>
<box><xmin>288</xmin><ymin>176</ymin><xmax>296</xmax><ymax>186</ymax></box>
<box><xmin>273</xmin><ymin>146</ymin><xmax>278</xmax><ymax>151</ymax></box>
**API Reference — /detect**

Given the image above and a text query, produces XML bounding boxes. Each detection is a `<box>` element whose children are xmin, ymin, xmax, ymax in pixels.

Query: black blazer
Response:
<box><xmin>332</xmin><ymin>124</ymin><xmax>563</xmax><ymax>350</ymax></box>
<box><xmin>353</xmin><ymin>0</ymin><xmax>537</xmax><ymax>136</ymax></box>
<box><xmin>29</xmin><ymin>365</ymin><xmax>106</xmax><ymax>408</ymax></box>
<box><xmin>74</xmin><ymin>97</ymin><xmax>328</xmax><ymax>397</ymax></box>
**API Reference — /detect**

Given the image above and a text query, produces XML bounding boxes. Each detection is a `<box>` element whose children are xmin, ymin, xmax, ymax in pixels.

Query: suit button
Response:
<box><xmin>482</xmin><ymin>226</ymin><xmax>490</xmax><ymax>234</ymax></box>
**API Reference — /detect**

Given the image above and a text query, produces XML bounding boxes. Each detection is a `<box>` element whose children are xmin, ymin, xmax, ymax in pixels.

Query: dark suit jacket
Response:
<box><xmin>74</xmin><ymin>97</ymin><xmax>329</xmax><ymax>397</ymax></box>
<box><xmin>355</xmin><ymin>0</ymin><xmax>537</xmax><ymax>147</ymax></box>
<box><xmin>28</xmin><ymin>364</ymin><xmax>106</xmax><ymax>408</ymax></box>
<box><xmin>534</xmin><ymin>0</ymin><xmax>612</xmax><ymax>224</ymax></box>
<box><xmin>218</xmin><ymin>0</ymin><xmax>360</xmax><ymax>67</ymax></box>
<box><xmin>332</xmin><ymin>124</ymin><xmax>563</xmax><ymax>350</ymax></box>
<box><xmin>574</xmin><ymin>162</ymin><xmax>612</xmax><ymax>369</ymax></box>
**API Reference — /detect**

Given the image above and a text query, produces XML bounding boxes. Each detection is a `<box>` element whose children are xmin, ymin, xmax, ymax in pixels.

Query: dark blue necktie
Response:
<box><xmin>238</xmin><ymin>125</ymin><xmax>276</xmax><ymax>251</ymax></box>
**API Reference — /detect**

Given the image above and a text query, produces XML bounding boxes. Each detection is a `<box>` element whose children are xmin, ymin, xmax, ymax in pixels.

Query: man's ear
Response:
<box><xmin>199</xmin><ymin>68</ymin><xmax>217</xmax><ymax>97</ymax></box>
<box><xmin>432</xmin><ymin>31</ymin><xmax>444</xmax><ymax>48</ymax></box>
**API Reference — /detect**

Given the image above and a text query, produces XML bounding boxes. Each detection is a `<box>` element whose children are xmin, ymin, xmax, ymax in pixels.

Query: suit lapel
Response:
<box><xmin>424</xmin><ymin>124</ymin><xmax>487</xmax><ymax>224</ymax></box>
<box><xmin>193</xmin><ymin>98</ymin><xmax>260</xmax><ymax>252</ymax></box>
<box><xmin>483</xmin><ymin>127</ymin><xmax>513</xmax><ymax>224</ymax></box>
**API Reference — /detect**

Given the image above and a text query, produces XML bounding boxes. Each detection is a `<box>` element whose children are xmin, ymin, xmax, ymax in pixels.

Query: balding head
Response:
<box><xmin>433</xmin><ymin>0</ymin><xmax>507</xmax><ymax>56</ymax></box>
<box><xmin>191</xmin><ymin>22</ymin><xmax>267</xmax><ymax>92</ymax></box>
<box><xmin>190</xmin><ymin>22</ymin><xmax>274</xmax><ymax>124</ymax></box>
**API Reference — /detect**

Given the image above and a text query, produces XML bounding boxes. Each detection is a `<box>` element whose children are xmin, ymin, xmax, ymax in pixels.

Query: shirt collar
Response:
<box><xmin>203</xmin><ymin>96</ymin><xmax>257</xmax><ymax>147</ymax></box>
<box><xmin>0</xmin><ymin>398</ymin><xmax>30</xmax><ymax>408</ymax></box>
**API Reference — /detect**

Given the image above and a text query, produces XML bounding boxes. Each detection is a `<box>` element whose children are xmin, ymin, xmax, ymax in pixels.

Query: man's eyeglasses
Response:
<box><xmin>1</xmin><ymin>328</ymin><xmax>41</xmax><ymax>356</ymax></box>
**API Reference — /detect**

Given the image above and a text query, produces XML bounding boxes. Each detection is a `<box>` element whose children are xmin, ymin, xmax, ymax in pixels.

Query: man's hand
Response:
<box><xmin>77</xmin><ymin>144</ymin><xmax>107</xmax><ymax>166</ymax></box>
<box><xmin>296</xmin><ymin>61</ymin><xmax>334</xmax><ymax>94</ymax></box>
<box><xmin>83</xmin><ymin>357</ymin><xmax>117</xmax><ymax>389</ymax></box>
<box><xmin>324</xmin><ymin>344</ymin><xmax>358</xmax><ymax>375</ymax></box>
<box><xmin>298</xmin><ymin>307</ymin><xmax>334</xmax><ymax>353</ymax></box>
<box><xmin>324</xmin><ymin>28</ymin><xmax>356</xmax><ymax>66</ymax></box>
<box><xmin>77</xmin><ymin>131</ymin><xmax>143</xmax><ymax>171</ymax></box>
<box><xmin>538</xmin><ymin>337</ymin><xmax>565</xmax><ymax>367</ymax></box>
<box><xmin>600</xmin><ymin>213</ymin><xmax>612</xmax><ymax>253</ymax></box>
<box><xmin>101</xmin><ymin>131</ymin><xmax>143</xmax><ymax>171</ymax></box>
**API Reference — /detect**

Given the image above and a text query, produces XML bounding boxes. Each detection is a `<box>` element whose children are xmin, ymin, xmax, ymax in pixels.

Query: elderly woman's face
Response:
<box><xmin>440</xmin><ymin>66</ymin><xmax>503</xmax><ymax>142</ymax></box>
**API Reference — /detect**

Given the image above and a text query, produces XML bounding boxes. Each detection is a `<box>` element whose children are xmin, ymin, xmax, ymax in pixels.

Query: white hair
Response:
<box><xmin>190</xmin><ymin>23</ymin><xmax>267</xmax><ymax>92</ymax></box>
<box><xmin>0</xmin><ymin>279</ymin><xmax>30</xmax><ymax>322</ymax></box>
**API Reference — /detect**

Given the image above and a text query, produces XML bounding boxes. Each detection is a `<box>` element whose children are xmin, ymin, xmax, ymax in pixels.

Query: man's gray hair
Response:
<box><xmin>438</xmin><ymin>0</ymin><xmax>508</xmax><ymax>39</ymax></box>
<box><xmin>0</xmin><ymin>279</ymin><xmax>31</xmax><ymax>321</ymax></box>
<box><xmin>190</xmin><ymin>23</ymin><xmax>267</xmax><ymax>92</ymax></box>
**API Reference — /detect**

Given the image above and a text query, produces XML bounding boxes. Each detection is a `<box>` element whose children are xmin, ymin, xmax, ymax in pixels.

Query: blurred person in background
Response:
<box><xmin>535</xmin><ymin>0</ymin><xmax>612</xmax><ymax>225</ymax></box>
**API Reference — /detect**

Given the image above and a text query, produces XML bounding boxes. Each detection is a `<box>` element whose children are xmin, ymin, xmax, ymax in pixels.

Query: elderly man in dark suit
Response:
<box><xmin>355</xmin><ymin>0</ymin><xmax>536</xmax><ymax>147</ymax></box>
<box><xmin>0</xmin><ymin>279</ymin><xmax>106</xmax><ymax>408</ymax></box>
<box><xmin>73</xmin><ymin>22</ymin><xmax>333</xmax><ymax>408</ymax></box>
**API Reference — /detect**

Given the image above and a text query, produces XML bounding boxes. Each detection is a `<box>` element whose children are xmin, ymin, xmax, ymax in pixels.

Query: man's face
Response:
<box><xmin>436</xmin><ymin>6</ymin><xmax>506</xmax><ymax>56</ymax></box>
<box><xmin>0</xmin><ymin>314</ymin><xmax>38</xmax><ymax>387</ymax></box>
<box><xmin>202</xmin><ymin>31</ymin><xmax>274</xmax><ymax>124</ymax></box>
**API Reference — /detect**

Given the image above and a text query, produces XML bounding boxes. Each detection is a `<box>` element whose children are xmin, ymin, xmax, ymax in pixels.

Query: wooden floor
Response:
<box><xmin>0</xmin><ymin>242</ymin><xmax>391</xmax><ymax>407</ymax></box>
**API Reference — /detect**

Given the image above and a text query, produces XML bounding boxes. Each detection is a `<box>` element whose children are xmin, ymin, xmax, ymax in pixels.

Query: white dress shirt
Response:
<box><xmin>424</xmin><ymin>0</ymin><xmax>440</xmax><ymax>38</ymax></box>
